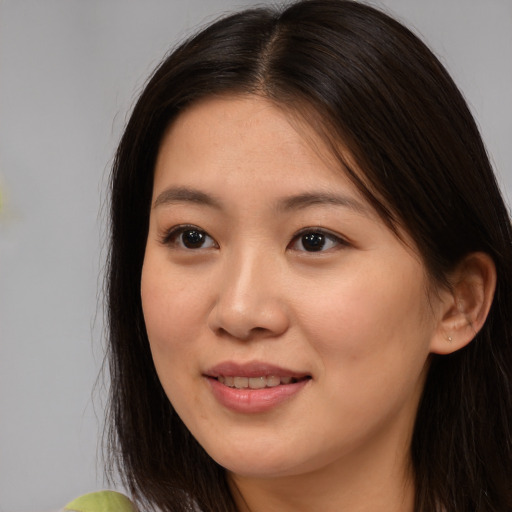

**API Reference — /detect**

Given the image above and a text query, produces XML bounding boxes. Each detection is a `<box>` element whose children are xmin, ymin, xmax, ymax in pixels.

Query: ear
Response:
<box><xmin>430</xmin><ymin>252</ymin><xmax>496</xmax><ymax>355</ymax></box>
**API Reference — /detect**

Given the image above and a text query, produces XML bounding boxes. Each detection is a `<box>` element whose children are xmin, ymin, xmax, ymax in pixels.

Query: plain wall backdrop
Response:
<box><xmin>0</xmin><ymin>1</ymin><xmax>510</xmax><ymax>511</ymax></box>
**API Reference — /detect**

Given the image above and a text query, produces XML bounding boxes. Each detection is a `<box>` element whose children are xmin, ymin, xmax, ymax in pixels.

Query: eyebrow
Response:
<box><xmin>278</xmin><ymin>192</ymin><xmax>369</xmax><ymax>216</ymax></box>
<box><xmin>153</xmin><ymin>187</ymin><xmax>222</xmax><ymax>209</ymax></box>
<box><xmin>153</xmin><ymin>186</ymin><xmax>369</xmax><ymax>216</ymax></box>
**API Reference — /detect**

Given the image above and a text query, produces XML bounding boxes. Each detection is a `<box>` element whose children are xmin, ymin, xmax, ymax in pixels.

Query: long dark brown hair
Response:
<box><xmin>106</xmin><ymin>1</ymin><xmax>512</xmax><ymax>510</ymax></box>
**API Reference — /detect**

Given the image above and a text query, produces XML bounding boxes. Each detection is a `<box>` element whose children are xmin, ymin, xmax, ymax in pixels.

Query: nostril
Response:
<box><xmin>207</xmin><ymin>284</ymin><xmax>290</xmax><ymax>341</ymax></box>
<box><xmin>214</xmin><ymin>324</ymin><xmax>281</xmax><ymax>342</ymax></box>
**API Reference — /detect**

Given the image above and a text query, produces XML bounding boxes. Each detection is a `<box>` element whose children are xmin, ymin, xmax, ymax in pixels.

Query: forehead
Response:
<box><xmin>154</xmin><ymin>94</ymin><xmax>358</xmax><ymax>196</ymax></box>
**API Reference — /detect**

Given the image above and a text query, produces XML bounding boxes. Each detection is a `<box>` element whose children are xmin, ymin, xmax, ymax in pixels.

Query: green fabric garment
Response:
<box><xmin>64</xmin><ymin>491</ymin><xmax>135</xmax><ymax>512</ymax></box>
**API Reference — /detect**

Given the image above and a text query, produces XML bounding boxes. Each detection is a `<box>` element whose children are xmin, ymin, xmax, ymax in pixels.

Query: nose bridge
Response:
<box><xmin>208</xmin><ymin>243</ymin><xmax>289</xmax><ymax>340</ymax></box>
<box><xmin>226</xmin><ymin>245</ymin><xmax>274</xmax><ymax>307</ymax></box>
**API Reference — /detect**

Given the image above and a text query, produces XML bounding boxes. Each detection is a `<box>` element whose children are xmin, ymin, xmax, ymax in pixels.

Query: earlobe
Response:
<box><xmin>430</xmin><ymin>252</ymin><xmax>496</xmax><ymax>355</ymax></box>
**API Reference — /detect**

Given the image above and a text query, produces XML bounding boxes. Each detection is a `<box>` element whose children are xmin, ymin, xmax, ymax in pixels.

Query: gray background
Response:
<box><xmin>0</xmin><ymin>1</ymin><xmax>510</xmax><ymax>511</ymax></box>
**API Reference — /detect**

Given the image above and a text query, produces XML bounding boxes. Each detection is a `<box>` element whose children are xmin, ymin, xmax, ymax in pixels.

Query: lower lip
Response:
<box><xmin>206</xmin><ymin>377</ymin><xmax>310</xmax><ymax>414</ymax></box>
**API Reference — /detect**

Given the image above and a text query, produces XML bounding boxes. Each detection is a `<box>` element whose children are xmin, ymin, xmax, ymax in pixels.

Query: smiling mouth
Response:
<box><xmin>215</xmin><ymin>375</ymin><xmax>310</xmax><ymax>389</ymax></box>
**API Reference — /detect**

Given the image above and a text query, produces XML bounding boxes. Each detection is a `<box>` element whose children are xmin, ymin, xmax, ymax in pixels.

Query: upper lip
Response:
<box><xmin>205</xmin><ymin>361</ymin><xmax>310</xmax><ymax>379</ymax></box>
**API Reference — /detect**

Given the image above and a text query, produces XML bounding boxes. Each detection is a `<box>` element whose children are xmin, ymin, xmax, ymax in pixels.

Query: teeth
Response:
<box><xmin>216</xmin><ymin>375</ymin><xmax>300</xmax><ymax>389</ymax></box>
<box><xmin>234</xmin><ymin>377</ymin><xmax>248</xmax><ymax>389</ymax></box>
<box><xmin>248</xmin><ymin>377</ymin><xmax>266</xmax><ymax>389</ymax></box>
<box><xmin>266</xmin><ymin>375</ymin><xmax>280</xmax><ymax>387</ymax></box>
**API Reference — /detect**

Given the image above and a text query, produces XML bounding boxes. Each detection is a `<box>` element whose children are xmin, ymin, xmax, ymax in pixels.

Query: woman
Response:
<box><xmin>97</xmin><ymin>0</ymin><xmax>512</xmax><ymax>510</ymax></box>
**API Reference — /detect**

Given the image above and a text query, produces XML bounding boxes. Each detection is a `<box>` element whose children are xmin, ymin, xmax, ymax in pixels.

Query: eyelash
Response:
<box><xmin>160</xmin><ymin>224</ymin><xmax>218</xmax><ymax>250</ymax></box>
<box><xmin>288</xmin><ymin>228</ymin><xmax>348</xmax><ymax>253</ymax></box>
<box><xmin>160</xmin><ymin>225</ymin><xmax>348</xmax><ymax>253</ymax></box>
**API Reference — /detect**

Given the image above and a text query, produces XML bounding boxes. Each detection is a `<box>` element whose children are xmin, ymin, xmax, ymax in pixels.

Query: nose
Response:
<box><xmin>207</xmin><ymin>251</ymin><xmax>290</xmax><ymax>341</ymax></box>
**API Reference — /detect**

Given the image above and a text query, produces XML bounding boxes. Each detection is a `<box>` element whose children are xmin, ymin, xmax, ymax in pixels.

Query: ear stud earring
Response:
<box><xmin>447</xmin><ymin>336</ymin><xmax>453</xmax><ymax>342</ymax></box>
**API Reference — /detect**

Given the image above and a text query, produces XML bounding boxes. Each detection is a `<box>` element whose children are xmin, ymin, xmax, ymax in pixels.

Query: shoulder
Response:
<box><xmin>61</xmin><ymin>491</ymin><xmax>136</xmax><ymax>512</ymax></box>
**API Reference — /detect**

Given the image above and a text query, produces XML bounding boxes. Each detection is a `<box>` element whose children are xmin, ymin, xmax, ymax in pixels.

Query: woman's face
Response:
<box><xmin>141</xmin><ymin>95</ymin><xmax>443</xmax><ymax>480</ymax></box>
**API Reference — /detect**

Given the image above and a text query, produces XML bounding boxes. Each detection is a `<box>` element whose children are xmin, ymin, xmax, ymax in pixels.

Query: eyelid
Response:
<box><xmin>288</xmin><ymin>227</ymin><xmax>349</xmax><ymax>252</ymax></box>
<box><xmin>159</xmin><ymin>224</ymin><xmax>218</xmax><ymax>249</ymax></box>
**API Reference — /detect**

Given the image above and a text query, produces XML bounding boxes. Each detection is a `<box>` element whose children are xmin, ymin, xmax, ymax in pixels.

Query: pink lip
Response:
<box><xmin>204</xmin><ymin>361</ymin><xmax>311</xmax><ymax>414</ymax></box>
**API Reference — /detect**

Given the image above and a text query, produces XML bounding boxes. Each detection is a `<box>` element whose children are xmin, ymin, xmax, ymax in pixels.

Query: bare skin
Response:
<box><xmin>141</xmin><ymin>94</ymin><xmax>496</xmax><ymax>511</ymax></box>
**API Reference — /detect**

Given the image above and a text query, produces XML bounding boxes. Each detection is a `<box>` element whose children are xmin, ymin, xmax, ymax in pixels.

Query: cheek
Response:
<box><xmin>296</xmin><ymin>259</ymin><xmax>433</xmax><ymax>378</ymax></box>
<box><xmin>141</xmin><ymin>254</ymin><xmax>206</xmax><ymax>343</ymax></box>
<box><xmin>290</xmin><ymin>265</ymin><xmax>433</xmax><ymax>451</ymax></box>
<box><xmin>141</xmin><ymin>257</ymin><xmax>200</xmax><ymax>380</ymax></box>
<box><xmin>141</xmin><ymin>260</ymin><xmax>208</xmax><ymax>420</ymax></box>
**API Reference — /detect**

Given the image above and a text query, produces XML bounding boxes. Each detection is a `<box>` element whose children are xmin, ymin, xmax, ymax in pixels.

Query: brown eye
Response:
<box><xmin>163</xmin><ymin>226</ymin><xmax>217</xmax><ymax>250</ymax></box>
<box><xmin>289</xmin><ymin>230</ymin><xmax>345</xmax><ymax>252</ymax></box>
<box><xmin>181</xmin><ymin>229</ymin><xmax>208</xmax><ymax>248</ymax></box>
<box><xmin>301</xmin><ymin>232</ymin><xmax>326</xmax><ymax>252</ymax></box>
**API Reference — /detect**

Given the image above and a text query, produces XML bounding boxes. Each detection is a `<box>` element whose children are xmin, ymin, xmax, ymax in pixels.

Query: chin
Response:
<box><xmin>205</xmin><ymin>441</ymin><xmax>322</xmax><ymax>479</ymax></box>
